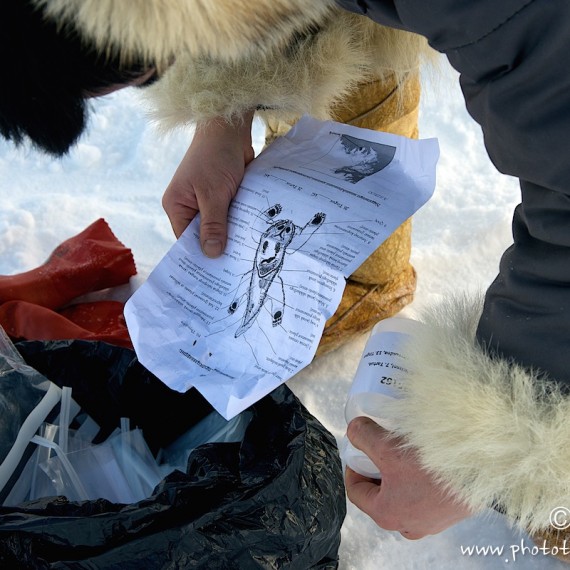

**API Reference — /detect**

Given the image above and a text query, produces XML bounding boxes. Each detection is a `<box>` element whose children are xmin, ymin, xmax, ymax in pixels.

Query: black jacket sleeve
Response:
<box><xmin>339</xmin><ymin>0</ymin><xmax>570</xmax><ymax>387</ymax></box>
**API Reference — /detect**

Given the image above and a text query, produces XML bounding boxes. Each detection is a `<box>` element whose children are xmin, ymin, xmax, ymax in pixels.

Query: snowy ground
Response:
<box><xmin>0</xmin><ymin>58</ymin><xmax>566</xmax><ymax>569</ymax></box>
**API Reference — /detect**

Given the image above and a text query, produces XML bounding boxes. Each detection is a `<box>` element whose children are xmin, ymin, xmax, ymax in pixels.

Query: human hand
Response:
<box><xmin>162</xmin><ymin>111</ymin><xmax>255</xmax><ymax>257</ymax></box>
<box><xmin>345</xmin><ymin>417</ymin><xmax>473</xmax><ymax>539</ymax></box>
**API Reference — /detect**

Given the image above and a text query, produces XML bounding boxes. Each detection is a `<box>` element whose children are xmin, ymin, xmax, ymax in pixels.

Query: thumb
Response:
<box><xmin>198</xmin><ymin>192</ymin><xmax>233</xmax><ymax>258</ymax></box>
<box><xmin>347</xmin><ymin>416</ymin><xmax>392</xmax><ymax>459</ymax></box>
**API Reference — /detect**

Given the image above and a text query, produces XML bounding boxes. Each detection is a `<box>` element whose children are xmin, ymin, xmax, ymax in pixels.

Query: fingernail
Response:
<box><xmin>202</xmin><ymin>239</ymin><xmax>223</xmax><ymax>258</ymax></box>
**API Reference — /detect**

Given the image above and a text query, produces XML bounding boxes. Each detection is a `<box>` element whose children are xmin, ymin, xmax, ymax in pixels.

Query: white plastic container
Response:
<box><xmin>340</xmin><ymin>316</ymin><xmax>422</xmax><ymax>479</ymax></box>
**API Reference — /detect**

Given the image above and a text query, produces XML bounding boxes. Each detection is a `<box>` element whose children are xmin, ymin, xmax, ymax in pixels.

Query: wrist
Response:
<box><xmin>194</xmin><ymin>111</ymin><xmax>254</xmax><ymax>159</ymax></box>
<box><xmin>196</xmin><ymin>111</ymin><xmax>253</xmax><ymax>140</ymax></box>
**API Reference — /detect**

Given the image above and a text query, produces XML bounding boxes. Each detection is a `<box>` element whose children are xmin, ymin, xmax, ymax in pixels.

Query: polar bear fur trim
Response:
<box><xmin>144</xmin><ymin>12</ymin><xmax>432</xmax><ymax>128</ymax></box>
<box><xmin>385</xmin><ymin>295</ymin><xmax>570</xmax><ymax>533</ymax></box>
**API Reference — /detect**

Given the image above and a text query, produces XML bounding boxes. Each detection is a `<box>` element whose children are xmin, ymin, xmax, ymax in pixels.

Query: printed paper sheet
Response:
<box><xmin>125</xmin><ymin>116</ymin><xmax>439</xmax><ymax>419</ymax></box>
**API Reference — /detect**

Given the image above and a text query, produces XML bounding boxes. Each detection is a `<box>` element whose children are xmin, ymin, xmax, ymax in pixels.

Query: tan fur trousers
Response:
<box><xmin>265</xmin><ymin>72</ymin><xmax>420</xmax><ymax>355</ymax></box>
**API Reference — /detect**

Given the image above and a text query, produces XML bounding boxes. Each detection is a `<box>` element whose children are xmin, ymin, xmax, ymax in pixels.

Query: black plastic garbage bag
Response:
<box><xmin>0</xmin><ymin>340</ymin><xmax>346</xmax><ymax>569</ymax></box>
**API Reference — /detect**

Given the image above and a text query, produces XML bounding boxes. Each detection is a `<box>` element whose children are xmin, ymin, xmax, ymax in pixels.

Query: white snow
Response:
<box><xmin>0</xmin><ymin>59</ymin><xmax>566</xmax><ymax>569</ymax></box>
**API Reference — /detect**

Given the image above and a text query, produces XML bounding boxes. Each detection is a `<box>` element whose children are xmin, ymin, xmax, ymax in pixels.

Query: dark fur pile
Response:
<box><xmin>0</xmin><ymin>0</ymin><xmax>154</xmax><ymax>155</ymax></box>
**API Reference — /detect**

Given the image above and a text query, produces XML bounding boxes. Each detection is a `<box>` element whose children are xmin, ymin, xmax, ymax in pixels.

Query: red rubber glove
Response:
<box><xmin>0</xmin><ymin>300</ymin><xmax>133</xmax><ymax>349</ymax></box>
<box><xmin>0</xmin><ymin>219</ymin><xmax>136</xmax><ymax>310</ymax></box>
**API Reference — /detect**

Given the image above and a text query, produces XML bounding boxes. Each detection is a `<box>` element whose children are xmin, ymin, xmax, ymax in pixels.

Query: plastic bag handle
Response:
<box><xmin>31</xmin><ymin>435</ymin><xmax>89</xmax><ymax>501</ymax></box>
<box><xmin>0</xmin><ymin>382</ymin><xmax>61</xmax><ymax>492</ymax></box>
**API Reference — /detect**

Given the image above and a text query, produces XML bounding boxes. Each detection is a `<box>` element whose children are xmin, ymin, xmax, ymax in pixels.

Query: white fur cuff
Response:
<box><xmin>385</xmin><ymin>296</ymin><xmax>570</xmax><ymax>533</ymax></box>
<box><xmin>143</xmin><ymin>15</ymin><xmax>430</xmax><ymax>130</ymax></box>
